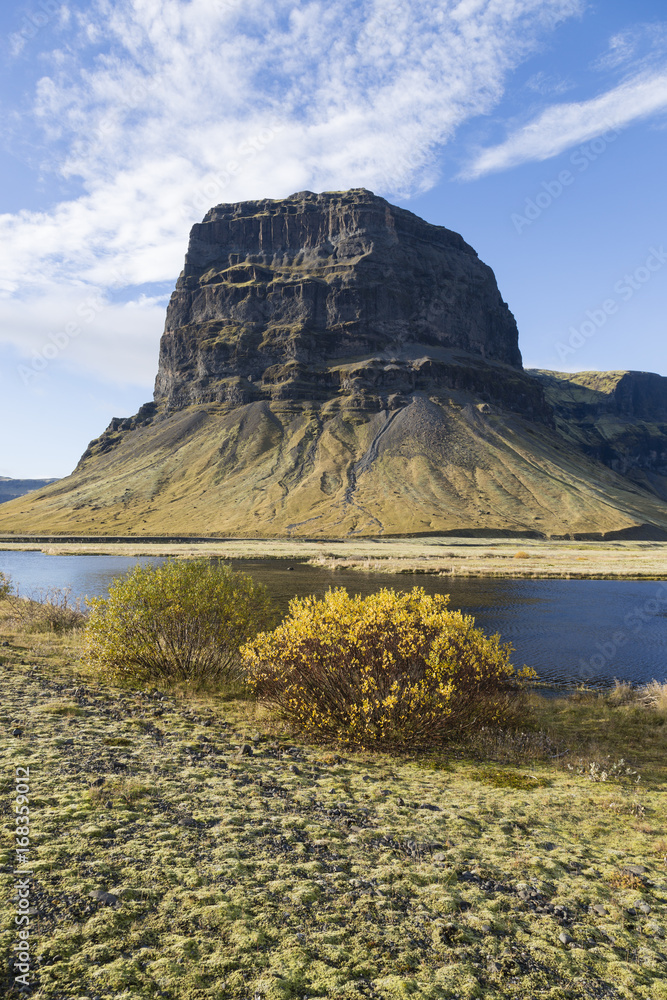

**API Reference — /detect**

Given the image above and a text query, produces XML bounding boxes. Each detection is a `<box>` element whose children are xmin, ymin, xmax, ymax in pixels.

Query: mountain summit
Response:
<box><xmin>2</xmin><ymin>190</ymin><xmax>667</xmax><ymax>538</ymax></box>
<box><xmin>154</xmin><ymin>188</ymin><xmax>522</xmax><ymax>413</ymax></box>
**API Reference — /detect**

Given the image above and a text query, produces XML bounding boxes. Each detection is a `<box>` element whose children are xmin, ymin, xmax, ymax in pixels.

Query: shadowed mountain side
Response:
<box><xmin>533</xmin><ymin>370</ymin><xmax>667</xmax><ymax>504</ymax></box>
<box><xmin>2</xmin><ymin>390</ymin><xmax>667</xmax><ymax>538</ymax></box>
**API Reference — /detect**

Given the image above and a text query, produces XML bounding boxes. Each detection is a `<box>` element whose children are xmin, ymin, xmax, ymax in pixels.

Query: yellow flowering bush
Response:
<box><xmin>242</xmin><ymin>587</ymin><xmax>535</xmax><ymax>748</ymax></box>
<box><xmin>85</xmin><ymin>559</ymin><xmax>275</xmax><ymax>688</ymax></box>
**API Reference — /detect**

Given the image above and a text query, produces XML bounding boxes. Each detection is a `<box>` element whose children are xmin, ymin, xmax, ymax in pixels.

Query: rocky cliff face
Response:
<box><xmin>532</xmin><ymin>370</ymin><xmax>667</xmax><ymax>500</ymax></box>
<box><xmin>154</xmin><ymin>189</ymin><xmax>523</xmax><ymax>412</ymax></box>
<box><xmin>2</xmin><ymin>190</ymin><xmax>667</xmax><ymax>539</ymax></box>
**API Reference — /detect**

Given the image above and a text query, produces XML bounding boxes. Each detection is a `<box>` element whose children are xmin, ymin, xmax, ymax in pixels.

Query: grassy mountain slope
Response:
<box><xmin>2</xmin><ymin>379</ymin><xmax>667</xmax><ymax>538</ymax></box>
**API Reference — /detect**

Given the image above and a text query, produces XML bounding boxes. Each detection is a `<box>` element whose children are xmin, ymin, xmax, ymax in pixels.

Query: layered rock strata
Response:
<box><xmin>1</xmin><ymin>190</ymin><xmax>667</xmax><ymax>539</ymax></box>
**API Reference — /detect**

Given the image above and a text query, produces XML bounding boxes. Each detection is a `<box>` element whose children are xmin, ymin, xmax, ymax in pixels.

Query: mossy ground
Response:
<box><xmin>1</xmin><ymin>623</ymin><xmax>666</xmax><ymax>1000</ymax></box>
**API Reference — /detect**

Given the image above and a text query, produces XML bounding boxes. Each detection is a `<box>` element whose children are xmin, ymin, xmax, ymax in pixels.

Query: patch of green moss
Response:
<box><xmin>468</xmin><ymin>767</ymin><xmax>553</xmax><ymax>790</ymax></box>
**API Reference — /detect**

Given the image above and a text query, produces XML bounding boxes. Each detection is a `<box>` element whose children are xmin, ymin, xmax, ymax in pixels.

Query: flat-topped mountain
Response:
<box><xmin>1</xmin><ymin>189</ymin><xmax>667</xmax><ymax>538</ymax></box>
<box><xmin>155</xmin><ymin>189</ymin><xmax>522</xmax><ymax>412</ymax></box>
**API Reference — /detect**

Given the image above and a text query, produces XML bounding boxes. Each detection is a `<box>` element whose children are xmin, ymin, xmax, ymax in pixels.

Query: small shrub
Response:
<box><xmin>85</xmin><ymin>559</ymin><xmax>275</xmax><ymax>688</ymax></box>
<box><xmin>7</xmin><ymin>586</ymin><xmax>87</xmax><ymax>633</ymax></box>
<box><xmin>242</xmin><ymin>586</ymin><xmax>535</xmax><ymax>749</ymax></box>
<box><xmin>607</xmin><ymin>680</ymin><xmax>638</xmax><ymax>706</ymax></box>
<box><xmin>607</xmin><ymin>871</ymin><xmax>645</xmax><ymax>891</ymax></box>
<box><xmin>641</xmin><ymin>680</ymin><xmax>667</xmax><ymax>713</ymax></box>
<box><xmin>513</xmin><ymin>551</ymin><xmax>530</xmax><ymax>559</ymax></box>
<box><xmin>0</xmin><ymin>572</ymin><xmax>12</xmax><ymax>600</ymax></box>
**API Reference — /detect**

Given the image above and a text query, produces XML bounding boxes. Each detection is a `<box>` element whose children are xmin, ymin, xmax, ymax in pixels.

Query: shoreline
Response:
<box><xmin>1</xmin><ymin>535</ymin><xmax>667</xmax><ymax>579</ymax></box>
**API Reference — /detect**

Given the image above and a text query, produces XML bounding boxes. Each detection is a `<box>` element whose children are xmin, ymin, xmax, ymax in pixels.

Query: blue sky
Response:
<box><xmin>1</xmin><ymin>0</ymin><xmax>666</xmax><ymax>478</ymax></box>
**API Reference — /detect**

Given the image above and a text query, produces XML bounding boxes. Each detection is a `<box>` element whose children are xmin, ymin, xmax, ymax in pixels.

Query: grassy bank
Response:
<box><xmin>1</xmin><ymin>617</ymin><xmax>666</xmax><ymax>999</ymax></box>
<box><xmin>2</xmin><ymin>536</ymin><xmax>667</xmax><ymax>579</ymax></box>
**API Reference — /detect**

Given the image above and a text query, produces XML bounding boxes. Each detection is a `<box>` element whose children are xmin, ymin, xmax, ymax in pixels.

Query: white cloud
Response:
<box><xmin>2</xmin><ymin>0</ymin><xmax>583</xmax><ymax>385</ymax></box>
<box><xmin>0</xmin><ymin>289</ymin><xmax>164</xmax><ymax>388</ymax></box>
<box><xmin>526</xmin><ymin>71</ymin><xmax>573</xmax><ymax>96</ymax></box>
<box><xmin>464</xmin><ymin>69</ymin><xmax>667</xmax><ymax>178</ymax></box>
<box><xmin>592</xmin><ymin>23</ymin><xmax>667</xmax><ymax>72</ymax></box>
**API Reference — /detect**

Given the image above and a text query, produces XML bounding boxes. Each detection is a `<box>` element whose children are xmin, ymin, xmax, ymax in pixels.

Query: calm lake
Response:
<box><xmin>1</xmin><ymin>549</ymin><xmax>666</xmax><ymax>690</ymax></box>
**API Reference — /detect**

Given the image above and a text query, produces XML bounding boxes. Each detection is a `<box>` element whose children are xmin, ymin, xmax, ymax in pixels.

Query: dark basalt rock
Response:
<box><xmin>153</xmin><ymin>188</ymin><xmax>523</xmax><ymax>411</ymax></box>
<box><xmin>532</xmin><ymin>369</ymin><xmax>667</xmax><ymax>497</ymax></box>
<box><xmin>5</xmin><ymin>188</ymin><xmax>667</xmax><ymax>540</ymax></box>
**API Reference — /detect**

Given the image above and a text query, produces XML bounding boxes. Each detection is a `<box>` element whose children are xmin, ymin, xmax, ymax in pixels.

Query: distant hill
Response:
<box><xmin>0</xmin><ymin>478</ymin><xmax>59</xmax><ymax>504</ymax></box>
<box><xmin>0</xmin><ymin>189</ymin><xmax>666</xmax><ymax>539</ymax></box>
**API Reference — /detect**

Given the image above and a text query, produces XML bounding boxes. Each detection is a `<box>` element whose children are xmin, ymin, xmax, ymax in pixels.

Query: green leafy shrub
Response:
<box><xmin>85</xmin><ymin>559</ymin><xmax>276</xmax><ymax>688</ymax></box>
<box><xmin>241</xmin><ymin>586</ymin><xmax>535</xmax><ymax>749</ymax></box>
<box><xmin>0</xmin><ymin>572</ymin><xmax>13</xmax><ymax>600</ymax></box>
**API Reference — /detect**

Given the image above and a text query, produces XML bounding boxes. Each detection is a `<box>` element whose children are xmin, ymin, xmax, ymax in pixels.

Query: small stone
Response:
<box><xmin>12</xmin><ymin>727</ymin><xmax>23</xmax><ymax>737</ymax></box>
<box><xmin>289</xmin><ymin>764</ymin><xmax>301</xmax><ymax>774</ymax></box>
<box><xmin>591</xmin><ymin>904</ymin><xmax>608</xmax><ymax>916</ymax></box>
<box><xmin>238</xmin><ymin>744</ymin><xmax>253</xmax><ymax>757</ymax></box>
<box><xmin>637</xmin><ymin>901</ymin><xmax>651</xmax><ymax>915</ymax></box>
<box><xmin>89</xmin><ymin>890</ymin><xmax>118</xmax><ymax>906</ymax></box>
<box><xmin>624</xmin><ymin>865</ymin><xmax>647</xmax><ymax>876</ymax></box>
<box><xmin>559</xmin><ymin>932</ymin><xmax>573</xmax><ymax>945</ymax></box>
<box><xmin>104</xmin><ymin>799</ymin><xmax>113</xmax><ymax>809</ymax></box>
<box><xmin>91</xmin><ymin>777</ymin><xmax>106</xmax><ymax>787</ymax></box>
<box><xmin>396</xmin><ymin>797</ymin><xmax>405</xmax><ymax>806</ymax></box>
<box><xmin>488</xmin><ymin>960</ymin><xmax>501</xmax><ymax>973</ymax></box>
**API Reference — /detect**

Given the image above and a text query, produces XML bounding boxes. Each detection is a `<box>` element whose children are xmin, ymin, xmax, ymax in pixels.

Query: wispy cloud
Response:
<box><xmin>464</xmin><ymin>69</ymin><xmax>667</xmax><ymax>178</ymax></box>
<box><xmin>592</xmin><ymin>22</ymin><xmax>667</xmax><ymax>72</ymax></box>
<box><xmin>1</xmin><ymin>0</ymin><xmax>582</xmax><ymax>385</ymax></box>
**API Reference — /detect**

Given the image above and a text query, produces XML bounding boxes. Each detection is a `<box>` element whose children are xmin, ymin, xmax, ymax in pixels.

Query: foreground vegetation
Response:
<box><xmin>1</xmin><ymin>595</ymin><xmax>666</xmax><ymax>1000</ymax></box>
<box><xmin>243</xmin><ymin>588</ymin><xmax>533</xmax><ymax>749</ymax></box>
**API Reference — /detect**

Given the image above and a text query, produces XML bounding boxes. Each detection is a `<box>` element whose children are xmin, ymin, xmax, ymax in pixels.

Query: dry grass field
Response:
<box><xmin>1</xmin><ymin>536</ymin><xmax>667</xmax><ymax>579</ymax></box>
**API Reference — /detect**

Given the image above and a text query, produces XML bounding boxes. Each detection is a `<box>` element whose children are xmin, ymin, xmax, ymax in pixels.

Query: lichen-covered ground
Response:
<box><xmin>1</xmin><ymin>648</ymin><xmax>666</xmax><ymax>999</ymax></box>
